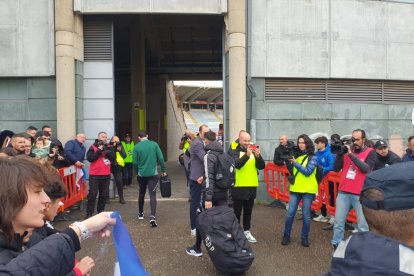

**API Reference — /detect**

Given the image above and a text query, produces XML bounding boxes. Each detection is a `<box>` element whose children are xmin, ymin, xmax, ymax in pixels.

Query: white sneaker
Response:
<box><xmin>191</xmin><ymin>228</ymin><xmax>196</xmax><ymax>237</ymax></box>
<box><xmin>328</xmin><ymin>216</ymin><xmax>335</xmax><ymax>225</ymax></box>
<box><xmin>313</xmin><ymin>215</ymin><xmax>329</xmax><ymax>223</ymax></box>
<box><xmin>244</xmin><ymin>230</ymin><xmax>257</xmax><ymax>243</ymax></box>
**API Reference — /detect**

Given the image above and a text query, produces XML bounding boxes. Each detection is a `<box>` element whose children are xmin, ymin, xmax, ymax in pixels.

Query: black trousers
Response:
<box><xmin>112</xmin><ymin>169</ymin><xmax>124</xmax><ymax>199</ymax></box>
<box><xmin>138</xmin><ymin>175</ymin><xmax>159</xmax><ymax>217</ymax></box>
<box><xmin>122</xmin><ymin>163</ymin><xmax>133</xmax><ymax>186</ymax></box>
<box><xmin>86</xmin><ymin>175</ymin><xmax>110</xmax><ymax>216</ymax></box>
<box><xmin>233</xmin><ymin>198</ymin><xmax>255</xmax><ymax>231</ymax></box>
<box><xmin>321</xmin><ymin>181</ymin><xmax>335</xmax><ymax>217</ymax></box>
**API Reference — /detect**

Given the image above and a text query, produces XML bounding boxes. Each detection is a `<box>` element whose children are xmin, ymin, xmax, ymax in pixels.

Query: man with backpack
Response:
<box><xmin>186</xmin><ymin>130</ymin><xmax>234</xmax><ymax>257</ymax></box>
<box><xmin>187</xmin><ymin>131</ymin><xmax>255</xmax><ymax>274</ymax></box>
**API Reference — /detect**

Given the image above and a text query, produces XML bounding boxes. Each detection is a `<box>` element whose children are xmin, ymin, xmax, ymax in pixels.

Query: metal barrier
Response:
<box><xmin>320</xmin><ymin>172</ymin><xmax>357</xmax><ymax>223</ymax></box>
<box><xmin>58</xmin><ymin>165</ymin><xmax>87</xmax><ymax>213</ymax></box>
<box><xmin>264</xmin><ymin>162</ymin><xmax>357</xmax><ymax>223</ymax></box>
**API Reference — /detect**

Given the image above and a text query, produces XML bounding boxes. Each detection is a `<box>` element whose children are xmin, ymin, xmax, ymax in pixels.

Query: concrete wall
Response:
<box><xmin>0</xmin><ymin>0</ymin><xmax>54</xmax><ymax>76</ymax></box>
<box><xmin>251</xmin><ymin>0</ymin><xmax>414</xmax><ymax>80</ymax></box>
<box><xmin>82</xmin><ymin>61</ymin><xmax>115</xmax><ymax>149</ymax></box>
<box><xmin>250</xmin><ymin>78</ymin><xmax>414</xmax><ymax>162</ymax></box>
<box><xmin>0</xmin><ymin>78</ymin><xmax>57</xmax><ymax>132</ymax></box>
<box><xmin>74</xmin><ymin>0</ymin><xmax>227</xmax><ymax>14</ymax></box>
<box><xmin>166</xmin><ymin>82</ymin><xmax>186</xmax><ymax>162</ymax></box>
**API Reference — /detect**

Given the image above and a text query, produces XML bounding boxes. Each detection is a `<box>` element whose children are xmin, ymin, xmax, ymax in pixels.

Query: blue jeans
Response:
<box><xmin>283</xmin><ymin>192</ymin><xmax>315</xmax><ymax>239</ymax></box>
<box><xmin>331</xmin><ymin>192</ymin><xmax>369</xmax><ymax>246</ymax></box>
<box><xmin>189</xmin><ymin>180</ymin><xmax>203</xmax><ymax>230</ymax></box>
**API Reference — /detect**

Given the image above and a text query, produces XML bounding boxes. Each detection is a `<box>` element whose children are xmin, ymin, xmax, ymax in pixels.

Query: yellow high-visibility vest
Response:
<box><xmin>289</xmin><ymin>154</ymin><xmax>318</xmax><ymax>194</ymax></box>
<box><xmin>235</xmin><ymin>152</ymin><xmax>259</xmax><ymax>187</ymax></box>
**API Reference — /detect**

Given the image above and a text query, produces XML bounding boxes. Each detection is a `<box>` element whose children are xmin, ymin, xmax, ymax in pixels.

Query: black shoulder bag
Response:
<box><xmin>287</xmin><ymin>155</ymin><xmax>308</xmax><ymax>185</ymax></box>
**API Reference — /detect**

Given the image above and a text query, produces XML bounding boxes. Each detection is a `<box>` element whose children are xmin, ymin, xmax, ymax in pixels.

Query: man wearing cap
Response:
<box><xmin>326</xmin><ymin>162</ymin><xmax>414</xmax><ymax>275</ymax></box>
<box><xmin>372</xmin><ymin>140</ymin><xmax>401</xmax><ymax>171</ymax></box>
<box><xmin>121</xmin><ymin>133</ymin><xmax>134</xmax><ymax>187</ymax></box>
<box><xmin>331</xmin><ymin>129</ymin><xmax>376</xmax><ymax>250</ymax></box>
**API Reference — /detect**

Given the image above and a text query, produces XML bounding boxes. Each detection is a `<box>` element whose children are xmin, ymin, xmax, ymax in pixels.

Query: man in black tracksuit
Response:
<box><xmin>186</xmin><ymin>131</ymin><xmax>228</xmax><ymax>257</ymax></box>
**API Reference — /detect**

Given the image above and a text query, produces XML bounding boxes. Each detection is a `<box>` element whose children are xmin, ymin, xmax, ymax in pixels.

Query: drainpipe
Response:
<box><xmin>246</xmin><ymin>0</ymin><xmax>257</xmax><ymax>142</ymax></box>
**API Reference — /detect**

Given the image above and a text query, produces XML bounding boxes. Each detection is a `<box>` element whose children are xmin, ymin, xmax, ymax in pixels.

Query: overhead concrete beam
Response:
<box><xmin>188</xmin><ymin>88</ymin><xmax>208</xmax><ymax>102</ymax></box>
<box><xmin>181</xmin><ymin>87</ymin><xmax>203</xmax><ymax>102</ymax></box>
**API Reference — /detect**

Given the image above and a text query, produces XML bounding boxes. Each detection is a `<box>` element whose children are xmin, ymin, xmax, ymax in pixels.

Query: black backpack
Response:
<box><xmin>208</xmin><ymin>151</ymin><xmax>235</xmax><ymax>189</ymax></box>
<box><xmin>197</xmin><ymin>205</ymin><xmax>255</xmax><ymax>274</ymax></box>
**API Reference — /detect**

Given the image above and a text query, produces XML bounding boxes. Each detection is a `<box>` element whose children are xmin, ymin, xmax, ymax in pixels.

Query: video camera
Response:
<box><xmin>181</xmin><ymin>133</ymin><xmax>190</xmax><ymax>142</ymax></box>
<box><xmin>330</xmin><ymin>137</ymin><xmax>355</xmax><ymax>154</ymax></box>
<box><xmin>280</xmin><ymin>142</ymin><xmax>301</xmax><ymax>161</ymax></box>
<box><xmin>97</xmin><ymin>140</ymin><xmax>106</xmax><ymax>147</ymax></box>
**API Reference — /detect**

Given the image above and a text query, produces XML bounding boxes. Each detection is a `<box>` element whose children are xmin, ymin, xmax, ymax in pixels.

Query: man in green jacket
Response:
<box><xmin>133</xmin><ymin>130</ymin><xmax>166</xmax><ymax>227</ymax></box>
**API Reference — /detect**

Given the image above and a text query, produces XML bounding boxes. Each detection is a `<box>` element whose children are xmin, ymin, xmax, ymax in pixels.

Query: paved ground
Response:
<box><xmin>56</xmin><ymin>161</ymin><xmax>341</xmax><ymax>276</ymax></box>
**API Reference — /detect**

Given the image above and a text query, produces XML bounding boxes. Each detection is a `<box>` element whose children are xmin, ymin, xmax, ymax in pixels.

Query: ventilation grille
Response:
<box><xmin>265</xmin><ymin>79</ymin><xmax>414</xmax><ymax>103</ymax></box>
<box><xmin>84</xmin><ymin>22</ymin><xmax>112</xmax><ymax>61</ymax></box>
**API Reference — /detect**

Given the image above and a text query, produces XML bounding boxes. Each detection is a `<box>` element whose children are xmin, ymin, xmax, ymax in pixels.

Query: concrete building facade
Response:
<box><xmin>1</xmin><ymin>1</ymin><xmax>414</xmax><ymax>200</ymax></box>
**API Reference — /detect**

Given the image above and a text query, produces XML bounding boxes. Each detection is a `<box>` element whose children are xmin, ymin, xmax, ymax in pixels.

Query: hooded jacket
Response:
<box><xmin>50</xmin><ymin>140</ymin><xmax>70</xmax><ymax>169</ymax></box>
<box><xmin>204</xmin><ymin>140</ymin><xmax>228</xmax><ymax>202</ymax></box>
<box><xmin>316</xmin><ymin>144</ymin><xmax>335</xmax><ymax>176</ymax></box>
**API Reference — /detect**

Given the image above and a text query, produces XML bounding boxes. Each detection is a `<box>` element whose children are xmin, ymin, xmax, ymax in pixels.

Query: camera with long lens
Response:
<box><xmin>280</xmin><ymin>142</ymin><xmax>301</xmax><ymax>161</ymax></box>
<box><xmin>330</xmin><ymin>137</ymin><xmax>355</xmax><ymax>154</ymax></box>
<box><xmin>181</xmin><ymin>134</ymin><xmax>190</xmax><ymax>142</ymax></box>
<box><xmin>97</xmin><ymin>140</ymin><xmax>106</xmax><ymax>147</ymax></box>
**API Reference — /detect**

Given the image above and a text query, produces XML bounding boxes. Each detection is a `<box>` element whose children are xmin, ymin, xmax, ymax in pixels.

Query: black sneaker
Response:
<box><xmin>345</xmin><ymin>222</ymin><xmax>354</xmax><ymax>231</ymax></box>
<box><xmin>186</xmin><ymin>246</ymin><xmax>203</xmax><ymax>257</ymax></box>
<box><xmin>281</xmin><ymin>235</ymin><xmax>290</xmax><ymax>246</ymax></box>
<box><xmin>138</xmin><ymin>212</ymin><xmax>144</xmax><ymax>220</ymax></box>
<box><xmin>150</xmin><ymin>216</ymin><xmax>157</xmax><ymax>227</ymax></box>
<box><xmin>301</xmin><ymin>238</ymin><xmax>310</xmax><ymax>247</ymax></box>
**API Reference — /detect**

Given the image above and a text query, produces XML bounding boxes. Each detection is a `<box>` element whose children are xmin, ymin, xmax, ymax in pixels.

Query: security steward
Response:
<box><xmin>327</xmin><ymin>162</ymin><xmax>414</xmax><ymax>275</ymax></box>
<box><xmin>121</xmin><ymin>133</ymin><xmax>134</xmax><ymax>187</ymax></box>
<box><xmin>229</xmin><ymin>130</ymin><xmax>265</xmax><ymax>243</ymax></box>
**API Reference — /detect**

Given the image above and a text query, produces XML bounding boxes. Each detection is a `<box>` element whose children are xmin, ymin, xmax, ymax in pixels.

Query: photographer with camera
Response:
<box><xmin>85</xmin><ymin>131</ymin><xmax>115</xmax><ymax>218</ymax></box>
<box><xmin>229</xmin><ymin>130</ymin><xmax>265</xmax><ymax>243</ymax></box>
<box><xmin>281</xmin><ymin>134</ymin><xmax>318</xmax><ymax>247</ymax></box>
<box><xmin>179</xmin><ymin>130</ymin><xmax>196</xmax><ymax>192</ymax></box>
<box><xmin>331</xmin><ymin>129</ymin><xmax>376</xmax><ymax>250</ymax></box>
<box><xmin>109</xmin><ymin>136</ymin><xmax>127</xmax><ymax>204</ymax></box>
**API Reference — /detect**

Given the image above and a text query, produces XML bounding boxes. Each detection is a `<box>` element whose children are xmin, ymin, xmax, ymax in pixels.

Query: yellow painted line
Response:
<box><xmin>212</xmin><ymin>111</ymin><xmax>223</xmax><ymax>124</ymax></box>
<box><xmin>185</xmin><ymin>111</ymin><xmax>200</xmax><ymax>128</ymax></box>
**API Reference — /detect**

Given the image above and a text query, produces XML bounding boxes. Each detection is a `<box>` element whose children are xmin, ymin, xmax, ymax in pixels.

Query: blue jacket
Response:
<box><xmin>64</xmin><ymin>139</ymin><xmax>86</xmax><ymax>165</ymax></box>
<box><xmin>316</xmin><ymin>144</ymin><xmax>335</xmax><ymax>177</ymax></box>
<box><xmin>402</xmin><ymin>148</ymin><xmax>414</xmax><ymax>162</ymax></box>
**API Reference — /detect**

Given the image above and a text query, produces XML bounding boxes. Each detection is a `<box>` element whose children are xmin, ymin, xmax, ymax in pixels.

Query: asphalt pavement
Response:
<box><xmin>56</xmin><ymin>161</ymin><xmax>337</xmax><ymax>276</ymax></box>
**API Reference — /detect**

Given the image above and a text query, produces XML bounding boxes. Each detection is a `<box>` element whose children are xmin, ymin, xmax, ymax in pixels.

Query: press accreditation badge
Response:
<box><xmin>103</xmin><ymin>158</ymin><xmax>111</xmax><ymax>166</ymax></box>
<box><xmin>346</xmin><ymin>167</ymin><xmax>356</xmax><ymax>180</ymax></box>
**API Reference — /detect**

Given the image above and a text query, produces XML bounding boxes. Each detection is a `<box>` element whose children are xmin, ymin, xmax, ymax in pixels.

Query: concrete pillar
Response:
<box><xmin>55</xmin><ymin>0</ymin><xmax>76</xmax><ymax>143</ymax></box>
<box><xmin>130</xmin><ymin>20</ymin><xmax>146</xmax><ymax>139</ymax></box>
<box><xmin>227</xmin><ymin>0</ymin><xmax>246</xmax><ymax>141</ymax></box>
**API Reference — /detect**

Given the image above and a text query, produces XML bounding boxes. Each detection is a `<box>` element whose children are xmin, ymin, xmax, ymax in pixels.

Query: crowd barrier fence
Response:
<box><xmin>58</xmin><ymin>165</ymin><xmax>87</xmax><ymax>214</ymax></box>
